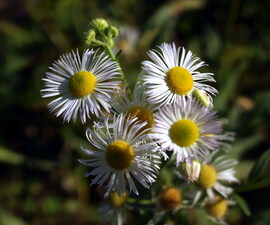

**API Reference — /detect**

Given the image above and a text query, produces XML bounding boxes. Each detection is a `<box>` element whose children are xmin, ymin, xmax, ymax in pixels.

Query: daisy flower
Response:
<box><xmin>141</xmin><ymin>42</ymin><xmax>217</xmax><ymax>107</ymax></box>
<box><xmin>79</xmin><ymin>114</ymin><xmax>161</xmax><ymax>196</ymax></box>
<box><xmin>195</xmin><ymin>152</ymin><xmax>239</xmax><ymax>200</ymax></box>
<box><xmin>147</xmin><ymin>186</ymin><xmax>196</xmax><ymax>225</ymax></box>
<box><xmin>41</xmin><ymin>49</ymin><xmax>122</xmax><ymax>123</ymax></box>
<box><xmin>112</xmin><ymin>83</ymin><xmax>158</xmax><ymax>133</ymax></box>
<box><xmin>204</xmin><ymin>195</ymin><xmax>236</xmax><ymax>225</ymax></box>
<box><xmin>151</xmin><ymin>98</ymin><xmax>231</xmax><ymax>164</ymax></box>
<box><xmin>98</xmin><ymin>191</ymin><xmax>129</xmax><ymax>225</ymax></box>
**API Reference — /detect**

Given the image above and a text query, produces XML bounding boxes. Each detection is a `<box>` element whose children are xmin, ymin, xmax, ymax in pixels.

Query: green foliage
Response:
<box><xmin>233</xmin><ymin>193</ymin><xmax>251</xmax><ymax>217</ymax></box>
<box><xmin>247</xmin><ymin>149</ymin><xmax>270</xmax><ymax>183</ymax></box>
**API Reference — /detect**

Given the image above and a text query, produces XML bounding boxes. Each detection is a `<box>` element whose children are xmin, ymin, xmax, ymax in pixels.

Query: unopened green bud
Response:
<box><xmin>85</xmin><ymin>29</ymin><xmax>96</xmax><ymax>45</ymax></box>
<box><xmin>92</xmin><ymin>18</ymin><xmax>108</xmax><ymax>31</ymax></box>
<box><xmin>192</xmin><ymin>89</ymin><xmax>210</xmax><ymax>107</ymax></box>
<box><xmin>110</xmin><ymin>26</ymin><xmax>119</xmax><ymax>37</ymax></box>
<box><xmin>107</xmin><ymin>38</ymin><xmax>114</xmax><ymax>49</ymax></box>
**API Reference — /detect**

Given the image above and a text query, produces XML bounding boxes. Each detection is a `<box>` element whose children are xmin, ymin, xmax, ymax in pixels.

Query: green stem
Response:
<box><xmin>90</xmin><ymin>25</ymin><xmax>128</xmax><ymax>88</ymax></box>
<box><xmin>127</xmin><ymin>198</ymin><xmax>155</xmax><ymax>208</ymax></box>
<box><xmin>105</xmin><ymin>45</ymin><xmax>116</xmax><ymax>60</ymax></box>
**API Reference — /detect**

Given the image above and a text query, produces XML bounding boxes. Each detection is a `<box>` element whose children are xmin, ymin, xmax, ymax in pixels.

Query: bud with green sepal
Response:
<box><xmin>92</xmin><ymin>18</ymin><xmax>109</xmax><ymax>31</ymax></box>
<box><xmin>85</xmin><ymin>18</ymin><xmax>120</xmax><ymax>62</ymax></box>
<box><xmin>192</xmin><ymin>89</ymin><xmax>211</xmax><ymax>107</ymax></box>
<box><xmin>85</xmin><ymin>29</ymin><xmax>96</xmax><ymax>46</ymax></box>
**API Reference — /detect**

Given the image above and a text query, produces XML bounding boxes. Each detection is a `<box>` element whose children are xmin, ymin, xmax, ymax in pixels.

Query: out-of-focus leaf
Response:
<box><xmin>247</xmin><ymin>149</ymin><xmax>270</xmax><ymax>183</ymax></box>
<box><xmin>0</xmin><ymin>145</ymin><xmax>55</xmax><ymax>170</ymax></box>
<box><xmin>141</xmin><ymin>0</ymin><xmax>205</xmax><ymax>49</ymax></box>
<box><xmin>204</xmin><ymin>27</ymin><xmax>221</xmax><ymax>60</ymax></box>
<box><xmin>0</xmin><ymin>146</ymin><xmax>25</xmax><ymax>165</ymax></box>
<box><xmin>146</xmin><ymin>0</ymin><xmax>205</xmax><ymax>29</ymax></box>
<box><xmin>233</xmin><ymin>193</ymin><xmax>251</xmax><ymax>216</ymax></box>
<box><xmin>231</xmin><ymin>134</ymin><xmax>263</xmax><ymax>157</ymax></box>
<box><xmin>42</xmin><ymin>197</ymin><xmax>61</xmax><ymax>215</ymax></box>
<box><xmin>236</xmin><ymin>178</ymin><xmax>270</xmax><ymax>192</ymax></box>
<box><xmin>0</xmin><ymin>21</ymin><xmax>32</xmax><ymax>44</ymax></box>
<box><xmin>0</xmin><ymin>206</ymin><xmax>27</xmax><ymax>225</ymax></box>
<box><xmin>214</xmin><ymin>61</ymin><xmax>248</xmax><ymax>112</ymax></box>
<box><xmin>115</xmin><ymin>49</ymin><xmax>123</xmax><ymax>61</ymax></box>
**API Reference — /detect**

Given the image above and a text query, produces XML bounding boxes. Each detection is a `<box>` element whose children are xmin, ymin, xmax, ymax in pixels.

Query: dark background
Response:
<box><xmin>0</xmin><ymin>0</ymin><xmax>269</xmax><ymax>224</ymax></box>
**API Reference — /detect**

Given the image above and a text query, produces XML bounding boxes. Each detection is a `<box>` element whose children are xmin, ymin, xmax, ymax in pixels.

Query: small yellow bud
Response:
<box><xmin>158</xmin><ymin>187</ymin><xmax>182</xmax><ymax>210</ymax></box>
<box><xmin>109</xmin><ymin>191</ymin><xmax>128</xmax><ymax>208</ymax></box>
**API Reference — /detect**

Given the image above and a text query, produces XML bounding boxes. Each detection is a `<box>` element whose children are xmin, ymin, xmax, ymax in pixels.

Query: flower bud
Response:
<box><xmin>110</xmin><ymin>26</ymin><xmax>119</xmax><ymax>37</ymax></box>
<box><xmin>92</xmin><ymin>18</ymin><xmax>108</xmax><ymax>31</ymax></box>
<box><xmin>158</xmin><ymin>187</ymin><xmax>182</xmax><ymax>210</ymax></box>
<box><xmin>192</xmin><ymin>89</ymin><xmax>210</xmax><ymax>107</ymax></box>
<box><xmin>85</xmin><ymin>29</ymin><xmax>96</xmax><ymax>45</ymax></box>
<box><xmin>109</xmin><ymin>191</ymin><xmax>128</xmax><ymax>208</ymax></box>
<box><xmin>179</xmin><ymin>158</ymin><xmax>201</xmax><ymax>182</ymax></box>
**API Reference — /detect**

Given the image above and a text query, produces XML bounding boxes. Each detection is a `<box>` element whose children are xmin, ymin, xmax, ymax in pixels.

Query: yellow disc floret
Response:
<box><xmin>69</xmin><ymin>71</ymin><xmax>96</xmax><ymax>98</ymax></box>
<box><xmin>166</xmin><ymin>67</ymin><xmax>194</xmax><ymax>95</ymax></box>
<box><xmin>158</xmin><ymin>187</ymin><xmax>182</xmax><ymax>210</ymax></box>
<box><xmin>109</xmin><ymin>191</ymin><xmax>128</xmax><ymax>208</ymax></box>
<box><xmin>127</xmin><ymin>107</ymin><xmax>155</xmax><ymax>131</ymax></box>
<box><xmin>198</xmin><ymin>164</ymin><xmax>217</xmax><ymax>189</ymax></box>
<box><xmin>206</xmin><ymin>196</ymin><xmax>228</xmax><ymax>219</ymax></box>
<box><xmin>169</xmin><ymin>120</ymin><xmax>199</xmax><ymax>147</ymax></box>
<box><xmin>105</xmin><ymin>140</ymin><xmax>134</xmax><ymax>170</ymax></box>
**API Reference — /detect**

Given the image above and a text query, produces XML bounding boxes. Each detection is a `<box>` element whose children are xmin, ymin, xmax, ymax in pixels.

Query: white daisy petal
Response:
<box><xmin>141</xmin><ymin>42</ymin><xmax>217</xmax><ymax>107</ymax></box>
<box><xmin>41</xmin><ymin>49</ymin><xmax>122</xmax><ymax>123</ymax></box>
<box><xmin>197</xmin><ymin>152</ymin><xmax>238</xmax><ymax>199</ymax></box>
<box><xmin>79</xmin><ymin>114</ymin><xmax>161</xmax><ymax>196</ymax></box>
<box><xmin>152</xmin><ymin>98</ymin><xmax>228</xmax><ymax>164</ymax></box>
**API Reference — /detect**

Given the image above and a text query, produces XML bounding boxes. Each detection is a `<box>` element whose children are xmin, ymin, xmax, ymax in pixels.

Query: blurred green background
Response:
<box><xmin>0</xmin><ymin>0</ymin><xmax>269</xmax><ymax>224</ymax></box>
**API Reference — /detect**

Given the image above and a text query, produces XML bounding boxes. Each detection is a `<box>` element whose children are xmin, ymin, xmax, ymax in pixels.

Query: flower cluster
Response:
<box><xmin>41</xmin><ymin>18</ymin><xmax>239</xmax><ymax>225</ymax></box>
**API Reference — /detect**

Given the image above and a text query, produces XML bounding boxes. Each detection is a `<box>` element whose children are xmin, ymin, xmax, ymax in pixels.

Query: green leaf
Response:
<box><xmin>247</xmin><ymin>149</ymin><xmax>270</xmax><ymax>183</ymax></box>
<box><xmin>115</xmin><ymin>49</ymin><xmax>122</xmax><ymax>61</ymax></box>
<box><xmin>233</xmin><ymin>193</ymin><xmax>251</xmax><ymax>216</ymax></box>
<box><xmin>0</xmin><ymin>146</ymin><xmax>25</xmax><ymax>165</ymax></box>
<box><xmin>0</xmin><ymin>206</ymin><xmax>26</xmax><ymax>225</ymax></box>
<box><xmin>235</xmin><ymin>178</ymin><xmax>270</xmax><ymax>192</ymax></box>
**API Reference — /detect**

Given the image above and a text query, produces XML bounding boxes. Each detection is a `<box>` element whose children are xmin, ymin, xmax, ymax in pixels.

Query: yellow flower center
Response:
<box><xmin>166</xmin><ymin>67</ymin><xmax>194</xmax><ymax>95</ymax></box>
<box><xmin>69</xmin><ymin>71</ymin><xmax>96</xmax><ymax>98</ymax></box>
<box><xmin>127</xmin><ymin>107</ymin><xmax>155</xmax><ymax>132</ymax></box>
<box><xmin>206</xmin><ymin>196</ymin><xmax>228</xmax><ymax>219</ymax></box>
<box><xmin>105</xmin><ymin>140</ymin><xmax>134</xmax><ymax>170</ymax></box>
<box><xmin>159</xmin><ymin>187</ymin><xmax>182</xmax><ymax>210</ymax></box>
<box><xmin>198</xmin><ymin>164</ymin><xmax>217</xmax><ymax>189</ymax></box>
<box><xmin>109</xmin><ymin>191</ymin><xmax>128</xmax><ymax>208</ymax></box>
<box><xmin>169</xmin><ymin>120</ymin><xmax>199</xmax><ymax>147</ymax></box>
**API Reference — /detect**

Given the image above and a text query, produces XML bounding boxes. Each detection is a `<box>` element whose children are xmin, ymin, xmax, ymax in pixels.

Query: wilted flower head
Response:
<box><xmin>179</xmin><ymin>158</ymin><xmax>201</xmax><ymax>182</ymax></box>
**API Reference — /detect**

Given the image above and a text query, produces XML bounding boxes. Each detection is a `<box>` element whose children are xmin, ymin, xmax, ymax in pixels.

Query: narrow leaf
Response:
<box><xmin>248</xmin><ymin>149</ymin><xmax>270</xmax><ymax>183</ymax></box>
<box><xmin>233</xmin><ymin>193</ymin><xmax>251</xmax><ymax>216</ymax></box>
<box><xmin>115</xmin><ymin>49</ymin><xmax>122</xmax><ymax>61</ymax></box>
